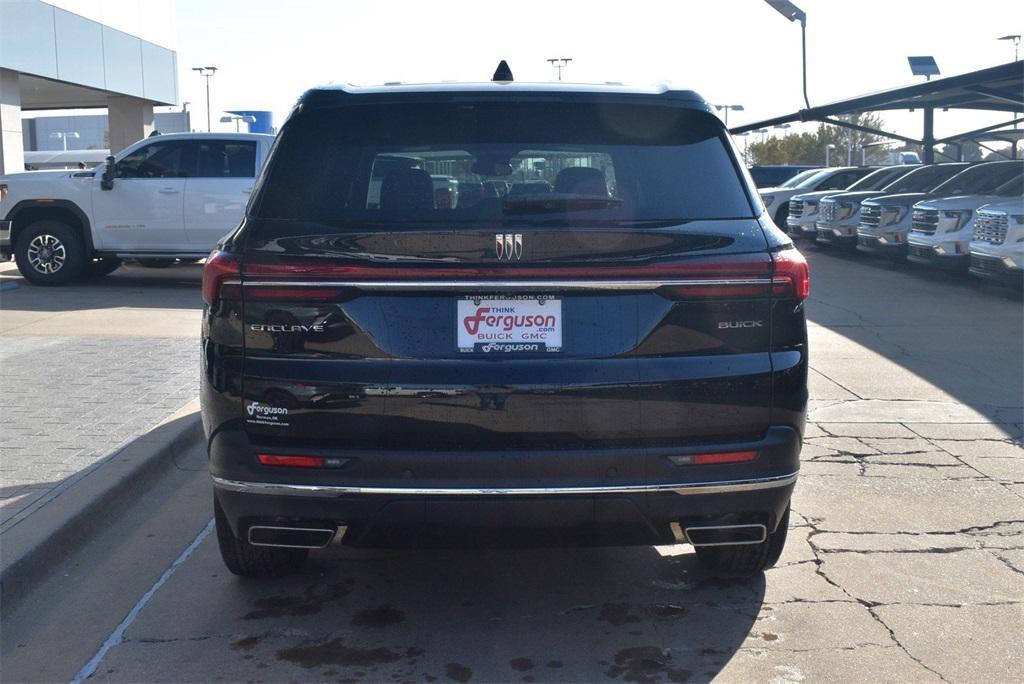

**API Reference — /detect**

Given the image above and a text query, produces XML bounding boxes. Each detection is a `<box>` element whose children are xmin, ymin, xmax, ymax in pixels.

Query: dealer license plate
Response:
<box><xmin>457</xmin><ymin>297</ymin><xmax>562</xmax><ymax>353</ymax></box>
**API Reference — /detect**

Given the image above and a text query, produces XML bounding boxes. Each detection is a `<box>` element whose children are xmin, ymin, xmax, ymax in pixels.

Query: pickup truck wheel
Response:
<box><xmin>137</xmin><ymin>258</ymin><xmax>175</xmax><ymax>268</ymax></box>
<box><xmin>13</xmin><ymin>220</ymin><xmax>86</xmax><ymax>286</ymax></box>
<box><xmin>84</xmin><ymin>257</ymin><xmax>122</xmax><ymax>277</ymax></box>
<box><xmin>693</xmin><ymin>505</ymin><xmax>790</xmax><ymax>577</ymax></box>
<box><xmin>214</xmin><ymin>497</ymin><xmax>308</xmax><ymax>578</ymax></box>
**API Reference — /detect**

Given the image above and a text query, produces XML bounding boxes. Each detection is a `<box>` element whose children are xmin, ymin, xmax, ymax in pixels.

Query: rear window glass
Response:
<box><xmin>255</xmin><ymin>102</ymin><xmax>753</xmax><ymax>226</ymax></box>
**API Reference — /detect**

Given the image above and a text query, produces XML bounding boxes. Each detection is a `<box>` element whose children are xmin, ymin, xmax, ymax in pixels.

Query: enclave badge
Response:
<box><xmin>495</xmin><ymin>234</ymin><xmax>523</xmax><ymax>261</ymax></box>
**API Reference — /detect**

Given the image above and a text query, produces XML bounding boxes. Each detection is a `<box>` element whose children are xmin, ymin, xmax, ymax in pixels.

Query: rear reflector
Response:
<box><xmin>669</xmin><ymin>450</ymin><xmax>758</xmax><ymax>466</ymax></box>
<box><xmin>257</xmin><ymin>454</ymin><xmax>347</xmax><ymax>468</ymax></box>
<box><xmin>202</xmin><ymin>250</ymin><xmax>241</xmax><ymax>304</ymax></box>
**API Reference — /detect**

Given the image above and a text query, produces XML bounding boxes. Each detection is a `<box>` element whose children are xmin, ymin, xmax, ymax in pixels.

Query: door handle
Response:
<box><xmin>158</xmin><ymin>187</ymin><xmax>180</xmax><ymax>194</ymax></box>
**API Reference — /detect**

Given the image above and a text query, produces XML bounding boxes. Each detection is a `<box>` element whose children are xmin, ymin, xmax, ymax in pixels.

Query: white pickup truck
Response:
<box><xmin>0</xmin><ymin>132</ymin><xmax>274</xmax><ymax>285</ymax></box>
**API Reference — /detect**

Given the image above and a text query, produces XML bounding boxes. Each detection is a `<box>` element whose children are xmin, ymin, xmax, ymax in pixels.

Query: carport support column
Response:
<box><xmin>922</xmin><ymin>107</ymin><xmax>935</xmax><ymax>164</ymax></box>
<box><xmin>0</xmin><ymin>68</ymin><xmax>24</xmax><ymax>176</ymax></box>
<box><xmin>107</xmin><ymin>96</ymin><xmax>155</xmax><ymax>154</ymax></box>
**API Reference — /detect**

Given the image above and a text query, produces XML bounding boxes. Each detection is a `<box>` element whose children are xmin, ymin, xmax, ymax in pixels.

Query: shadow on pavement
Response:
<box><xmin>802</xmin><ymin>243</ymin><xmax>1023</xmax><ymax>434</ymax></box>
<box><xmin>0</xmin><ymin>262</ymin><xmax>204</xmax><ymax>312</ymax></box>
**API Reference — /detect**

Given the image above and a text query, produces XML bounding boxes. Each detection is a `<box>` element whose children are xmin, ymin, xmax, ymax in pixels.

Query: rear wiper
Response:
<box><xmin>502</xmin><ymin>192</ymin><xmax>624</xmax><ymax>214</ymax></box>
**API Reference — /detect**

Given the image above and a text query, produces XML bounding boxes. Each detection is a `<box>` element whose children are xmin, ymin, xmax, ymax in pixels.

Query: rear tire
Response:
<box><xmin>214</xmin><ymin>496</ymin><xmax>308</xmax><ymax>578</ymax></box>
<box><xmin>774</xmin><ymin>203</ymin><xmax>790</xmax><ymax>230</ymax></box>
<box><xmin>694</xmin><ymin>505</ymin><xmax>790</xmax><ymax>576</ymax></box>
<box><xmin>13</xmin><ymin>220</ymin><xmax>86</xmax><ymax>286</ymax></box>
<box><xmin>84</xmin><ymin>257</ymin><xmax>122</xmax><ymax>278</ymax></box>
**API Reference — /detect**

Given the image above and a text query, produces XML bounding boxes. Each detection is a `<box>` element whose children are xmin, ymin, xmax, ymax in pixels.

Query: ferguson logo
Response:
<box><xmin>463</xmin><ymin>307</ymin><xmax>557</xmax><ymax>335</ymax></box>
<box><xmin>247</xmin><ymin>402</ymin><xmax>288</xmax><ymax>417</ymax></box>
<box><xmin>250</xmin><ymin>323</ymin><xmax>325</xmax><ymax>333</ymax></box>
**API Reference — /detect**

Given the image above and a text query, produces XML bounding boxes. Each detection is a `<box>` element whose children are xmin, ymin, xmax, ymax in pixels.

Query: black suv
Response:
<box><xmin>201</xmin><ymin>71</ymin><xmax>809</xmax><ymax>578</ymax></box>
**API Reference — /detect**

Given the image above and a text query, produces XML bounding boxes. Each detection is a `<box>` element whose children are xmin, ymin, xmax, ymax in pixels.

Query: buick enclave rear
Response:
<box><xmin>200</xmin><ymin>78</ymin><xmax>809</xmax><ymax>578</ymax></box>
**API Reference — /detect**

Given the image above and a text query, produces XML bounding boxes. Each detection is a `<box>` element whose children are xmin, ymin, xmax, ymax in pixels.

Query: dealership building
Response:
<box><xmin>0</xmin><ymin>0</ymin><xmax>178</xmax><ymax>174</ymax></box>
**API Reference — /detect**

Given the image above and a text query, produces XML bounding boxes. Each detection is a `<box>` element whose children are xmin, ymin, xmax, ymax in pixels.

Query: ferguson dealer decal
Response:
<box><xmin>246</xmin><ymin>402</ymin><xmax>290</xmax><ymax>427</ymax></box>
<box><xmin>457</xmin><ymin>297</ymin><xmax>562</xmax><ymax>352</ymax></box>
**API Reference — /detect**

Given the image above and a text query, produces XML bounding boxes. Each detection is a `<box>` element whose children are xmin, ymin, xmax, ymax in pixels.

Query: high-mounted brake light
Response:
<box><xmin>202</xmin><ymin>250</ymin><xmax>241</xmax><ymax>305</ymax></box>
<box><xmin>772</xmin><ymin>248</ymin><xmax>810</xmax><ymax>301</ymax></box>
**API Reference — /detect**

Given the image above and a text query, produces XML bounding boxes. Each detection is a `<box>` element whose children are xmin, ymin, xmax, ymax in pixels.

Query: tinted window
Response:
<box><xmin>196</xmin><ymin>141</ymin><xmax>257</xmax><ymax>178</ymax></box>
<box><xmin>117</xmin><ymin>141</ymin><xmax>195</xmax><ymax>178</ymax></box>
<box><xmin>780</xmin><ymin>168</ymin><xmax>822</xmax><ymax>188</ymax></box>
<box><xmin>846</xmin><ymin>166</ymin><xmax>913</xmax><ymax>191</ymax></box>
<box><xmin>814</xmin><ymin>169</ymin><xmax>870</xmax><ymax>191</ymax></box>
<box><xmin>882</xmin><ymin>164</ymin><xmax>968</xmax><ymax>193</ymax></box>
<box><xmin>256</xmin><ymin>103</ymin><xmax>753</xmax><ymax>225</ymax></box>
<box><xmin>932</xmin><ymin>162</ymin><xmax>1024</xmax><ymax>196</ymax></box>
<box><xmin>994</xmin><ymin>172</ymin><xmax>1023</xmax><ymax>197</ymax></box>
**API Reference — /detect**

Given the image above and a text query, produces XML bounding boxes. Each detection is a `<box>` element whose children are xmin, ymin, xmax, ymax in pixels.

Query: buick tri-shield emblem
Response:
<box><xmin>495</xmin><ymin>234</ymin><xmax>523</xmax><ymax>261</ymax></box>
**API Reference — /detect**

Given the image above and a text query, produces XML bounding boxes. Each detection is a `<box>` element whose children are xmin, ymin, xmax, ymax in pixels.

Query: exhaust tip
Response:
<box><xmin>248</xmin><ymin>525</ymin><xmax>336</xmax><ymax>549</ymax></box>
<box><xmin>684</xmin><ymin>523</ymin><xmax>767</xmax><ymax>547</ymax></box>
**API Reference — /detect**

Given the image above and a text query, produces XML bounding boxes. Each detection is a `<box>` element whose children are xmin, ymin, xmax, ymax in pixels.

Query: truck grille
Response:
<box><xmin>911</xmin><ymin>208</ymin><xmax>939</xmax><ymax>235</ymax></box>
<box><xmin>788</xmin><ymin>200</ymin><xmax>804</xmax><ymax>221</ymax></box>
<box><xmin>969</xmin><ymin>254</ymin><xmax>1003</xmax><ymax>276</ymax></box>
<box><xmin>860</xmin><ymin>205</ymin><xmax>881</xmax><ymax>229</ymax></box>
<box><xmin>820</xmin><ymin>200</ymin><xmax>837</xmax><ymax>223</ymax></box>
<box><xmin>973</xmin><ymin>213</ymin><xmax>1008</xmax><ymax>245</ymax></box>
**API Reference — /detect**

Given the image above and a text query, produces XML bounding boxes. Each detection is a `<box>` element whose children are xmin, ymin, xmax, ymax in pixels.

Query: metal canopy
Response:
<box><xmin>731</xmin><ymin>61</ymin><xmax>1024</xmax><ymax>163</ymax></box>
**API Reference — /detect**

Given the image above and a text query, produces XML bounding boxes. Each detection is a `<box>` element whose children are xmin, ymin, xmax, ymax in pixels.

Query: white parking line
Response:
<box><xmin>70</xmin><ymin>518</ymin><xmax>215</xmax><ymax>684</ymax></box>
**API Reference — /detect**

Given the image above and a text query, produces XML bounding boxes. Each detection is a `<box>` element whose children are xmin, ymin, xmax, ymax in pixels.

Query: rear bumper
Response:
<box><xmin>210</xmin><ymin>425</ymin><xmax>801</xmax><ymax>547</ymax></box>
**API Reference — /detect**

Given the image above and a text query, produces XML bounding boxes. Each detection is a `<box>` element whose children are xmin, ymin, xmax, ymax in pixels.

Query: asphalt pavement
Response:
<box><xmin>1</xmin><ymin>246</ymin><xmax>1021</xmax><ymax>683</ymax></box>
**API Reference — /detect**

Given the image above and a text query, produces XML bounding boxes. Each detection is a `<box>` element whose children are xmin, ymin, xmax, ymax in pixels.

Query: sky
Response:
<box><xmin>160</xmin><ymin>0</ymin><xmax>1022</xmax><ymax>146</ymax></box>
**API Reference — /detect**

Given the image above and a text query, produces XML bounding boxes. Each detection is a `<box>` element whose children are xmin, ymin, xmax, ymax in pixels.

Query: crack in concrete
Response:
<box><xmin>796</xmin><ymin>507</ymin><xmax>954</xmax><ymax>683</ymax></box>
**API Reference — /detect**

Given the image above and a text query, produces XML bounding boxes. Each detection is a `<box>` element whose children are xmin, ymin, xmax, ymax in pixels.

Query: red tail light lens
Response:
<box><xmin>773</xmin><ymin>248</ymin><xmax>810</xmax><ymax>301</ymax></box>
<box><xmin>669</xmin><ymin>450</ymin><xmax>758</xmax><ymax>466</ymax></box>
<box><xmin>202</xmin><ymin>250</ymin><xmax>241</xmax><ymax>305</ymax></box>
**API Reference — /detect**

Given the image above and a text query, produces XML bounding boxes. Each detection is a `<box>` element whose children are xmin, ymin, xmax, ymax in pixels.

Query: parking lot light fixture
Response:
<box><xmin>825</xmin><ymin>143</ymin><xmax>836</xmax><ymax>166</ymax></box>
<box><xmin>998</xmin><ymin>34</ymin><xmax>1021</xmax><ymax>62</ymax></box>
<box><xmin>763</xmin><ymin>0</ymin><xmax>809</xmax><ymax>108</ymax></box>
<box><xmin>192</xmin><ymin>66</ymin><xmax>219</xmax><ymax>132</ymax></box>
<box><xmin>714</xmin><ymin>104</ymin><xmax>744</xmax><ymax>127</ymax></box>
<box><xmin>49</xmin><ymin>131</ymin><xmax>79</xmax><ymax>151</ymax></box>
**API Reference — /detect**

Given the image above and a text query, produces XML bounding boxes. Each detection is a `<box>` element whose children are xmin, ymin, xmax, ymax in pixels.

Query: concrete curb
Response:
<box><xmin>0</xmin><ymin>399</ymin><xmax>203</xmax><ymax>608</ymax></box>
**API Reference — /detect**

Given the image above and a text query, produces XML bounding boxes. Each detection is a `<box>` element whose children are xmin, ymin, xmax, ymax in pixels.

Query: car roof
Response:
<box><xmin>149</xmin><ymin>132</ymin><xmax>274</xmax><ymax>141</ymax></box>
<box><xmin>297</xmin><ymin>81</ymin><xmax>714</xmax><ymax>112</ymax></box>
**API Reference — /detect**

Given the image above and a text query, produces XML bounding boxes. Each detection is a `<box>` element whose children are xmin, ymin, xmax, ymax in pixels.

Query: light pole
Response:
<box><xmin>714</xmin><ymin>104</ymin><xmax>745</xmax><ymax>127</ymax></box>
<box><xmin>763</xmin><ymin>0</ymin><xmax>810</xmax><ymax>109</ymax></box>
<box><xmin>774</xmin><ymin>123</ymin><xmax>792</xmax><ymax>136</ymax></box>
<box><xmin>825</xmin><ymin>143</ymin><xmax>836</xmax><ymax>167</ymax></box>
<box><xmin>998</xmin><ymin>34</ymin><xmax>1021</xmax><ymax>62</ymax></box>
<box><xmin>49</xmin><ymin>131</ymin><xmax>79</xmax><ymax>151</ymax></box>
<box><xmin>546</xmin><ymin>58</ymin><xmax>572</xmax><ymax>81</ymax></box>
<box><xmin>220</xmin><ymin>115</ymin><xmax>256</xmax><ymax>132</ymax></box>
<box><xmin>192</xmin><ymin>66</ymin><xmax>218</xmax><ymax>132</ymax></box>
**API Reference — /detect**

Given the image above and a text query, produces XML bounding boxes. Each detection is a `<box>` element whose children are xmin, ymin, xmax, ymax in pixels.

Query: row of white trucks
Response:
<box><xmin>760</xmin><ymin>160</ymin><xmax>1024</xmax><ymax>287</ymax></box>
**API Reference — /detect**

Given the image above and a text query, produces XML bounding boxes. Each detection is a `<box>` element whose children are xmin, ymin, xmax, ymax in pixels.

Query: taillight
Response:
<box><xmin>772</xmin><ymin>247</ymin><xmax>810</xmax><ymax>301</ymax></box>
<box><xmin>202</xmin><ymin>250</ymin><xmax>241</xmax><ymax>305</ymax></box>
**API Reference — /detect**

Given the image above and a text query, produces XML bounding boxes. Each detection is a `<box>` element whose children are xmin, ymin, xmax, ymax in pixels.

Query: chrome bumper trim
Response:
<box><xmin>0</xmin><ymin>220</ymin><xmax>11</xmax><ymax>245</ymax></box>
<box><xmin>211</xmin><ymin>472</ymin><xmax>799</xmax><ymax>498</ymax></box>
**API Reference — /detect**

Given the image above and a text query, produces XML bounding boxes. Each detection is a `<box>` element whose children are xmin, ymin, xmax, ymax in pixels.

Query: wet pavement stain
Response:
<box><xmin>761</xmin><ymin>632</ymin><xmax>779</xmax><ymax>641</ymax></box>
<box><xmin>605</xmin><ymin>646</ymin><xmax>692</xmax><ymax>684</ymax></box>
<box><xmin>509</xmin><ymin>657</ymin><xmax>534</xmax><ymax>671</ymax></box>
<box><xmin>244</xmin><ymin>580</ymin><xmax>353</xmax><ymax>620</ymax></box>
<box><xmin>231</xmin><ymin>636</ymin><xmax>262</xmax><ymax>651</ymax></box>
<box><xmin>445</xmin><ymin>662</ymin><xmax>473</xmax><ymax>682</ymax></box>
<box><xmin>546</xmin><ymin>660</ymin><xmax>563</xmax><ymax>669</ymax></box>
<box><xmin>598</xmin><ymin>603</ymin><xmax>642</xmax><ymax>626</ymax></box>
<box><xmin>276</xmin><ymin>638</ymin><xmax>403</xmax><ymax>669</ymax></box>
<box><xmin>352</xmin><ymin>605</ymin><xmax>406</xmax><ymax>628</ymax></box>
